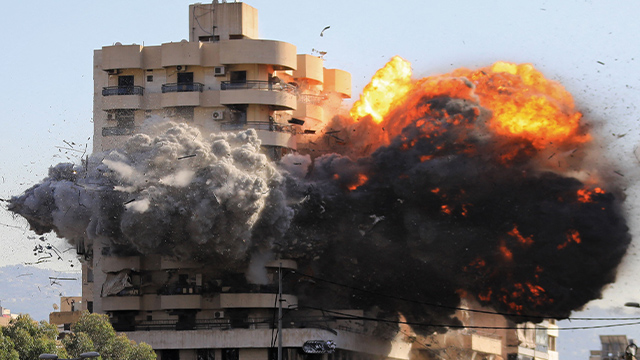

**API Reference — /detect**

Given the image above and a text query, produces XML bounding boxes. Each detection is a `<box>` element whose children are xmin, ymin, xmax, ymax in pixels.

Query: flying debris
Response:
<box><xmin>320</xmin><ymin>26</ymin><xmax>330</xmax><ymax>37</ymax></box>
<box><xmin>9</xmin><ymin>58</ymin><xmax>631</xmax><ymax>336</ymax></box>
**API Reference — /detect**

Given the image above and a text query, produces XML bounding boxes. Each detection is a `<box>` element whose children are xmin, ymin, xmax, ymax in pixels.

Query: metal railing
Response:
<box><xmin>219</xmin><ymin>121</ymin><xmax>294</xmax><ymax>133</ymax></box>
<box><xmin>132</xmin><ymin>316</ymin><xmax>354</xmax><ymax>332</ymax></box>
<box><xmin>221</xmin><ymin>80</ymin><xmax>296</xmax><ymax>92</ymax></box>
<box><xmin>161</xmin><ymin>82</ymin><xmax>204</xmax><ymax>93</ymax></box>
<box><xmin>102</xmin><ymin>86</ymin><xmax>144</xmax><ymax>96</ymax></box>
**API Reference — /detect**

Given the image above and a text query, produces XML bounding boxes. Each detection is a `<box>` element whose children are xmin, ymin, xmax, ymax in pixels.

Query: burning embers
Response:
<box><xmin>9</xmin><ymin>57</ymin><xmax>630</xmax><ymax>335</ymax></box>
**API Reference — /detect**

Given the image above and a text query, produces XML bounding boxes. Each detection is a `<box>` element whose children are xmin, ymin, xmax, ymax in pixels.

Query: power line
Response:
<box><xmin>297</xmin><ymin>306</ymin><xmax>640</xmax><ymax>331</ymax></box>
<box><xmin>287</xmin><ymin>270</ymin><xmax>640</xmax><ymax>322</ymax></box>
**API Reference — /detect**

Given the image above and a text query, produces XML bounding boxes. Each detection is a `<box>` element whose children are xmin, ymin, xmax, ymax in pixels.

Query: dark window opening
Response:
<box><xmin>230</xmin><ymin>71</ymin><xmax>247</xmax><ymax>84</ymax></box>
<box><xmin>197</xmin><ymin>349</ymin><xmax>215</xmax><ymax>360</ymax></box>
<box><xmin>147</xmin><ymin>75</ymin><xmax>153</xmax><ymax>82</ymax></box>
<box><xmin>87</xmin><ymin>301</ymin><xmax>93</xmax><ymax>313</ymax></box>
<box><xmin>268</xmin><ymin>348</ymin><xmax>289</xmax><ymax>360</ymax></box>
<box><xmin>229</xmin><ymin>34</ymin><xmax>245</xmax><ymax>40</ymax></box>
<box><xmin>175</xmin><ymin>310</ymin><xmax>197</xmax><ymax>330</ymax></box>
<box><xmin>177</xmin><ymin>72</ymin><xmax>194</xmax><ymax>84</ymax></box>
<box><xmin>161</xmin><ymin>349</ymin><xmax>180</xmax><ymax>360</ymax></box>
<box><xmin>111</xmin><ymin>311</ymin><xmax>136</xmax><ymax>332</ymax></box>
<box><xmin>199</xmin><ymin>36</ymin><xmax>214</xmax><ymax>42</ymax></box>
<box><xmin>118</xmin><ymin>75</ymin><xmax>134</xmax><ymax>88</ymax></box>
<box><xmin>222</xmin><ymin>348</ymin><xmax>239</xmax><ymax>360</ymax></box>
<box><xmin>87</xmin><ymin>267</ymin><xmax>94</xmax><ymax>283</ymax></box>
<box><xmin>228</xmin><ymin>104</ymin><xmax>247</xmax><ymax>124</ymax></box>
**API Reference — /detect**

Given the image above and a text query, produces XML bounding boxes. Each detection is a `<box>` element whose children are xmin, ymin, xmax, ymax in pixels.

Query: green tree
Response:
<box><xmin>61</xmin><ymin>331</ymin><xmax>94</xmax><ymax>359</ymax></box>
<box><xmin>69</xmin><ymin>312</ymin><xmax>156</xmax><ymax>360</ymax></box>
<box><xmin>0</xmin><ymin>331</ymin><xmax>19</xmax><ymax>360</ymax></box>
<box><xmin>1</xmin><ymin>314</ymin><xmax>66</xmax><ymax>360</ymax></box>
<box><xmin>1</xmin><ymin>312</ymin><xmax>155</xmax><ymax>360</ymax></box>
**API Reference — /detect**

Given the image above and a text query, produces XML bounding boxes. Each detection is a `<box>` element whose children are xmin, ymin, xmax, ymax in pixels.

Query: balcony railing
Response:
<box><xmin>132</xmin><ymin>315</ymin><xmax>346</xmax><ymax>332</ymax></box>
<box><xmin>221</xmin><ymin>80</ymin><xmax>296</xmax><ymax>92</ymax></box>
<box><xmin>161</xmin><ymin>82</ymin><xmax>204</xmax><ymax>93</ymax></box>
<box><xmin>102</xmin><ymin>86</ymin><xmax>144</xmax><ymax>96</ymax></box>
<box><xmin>102</xmin><ymin>126</ymin><xmax>136</xmax><ymax>136</ymax></box>
<box><xmin>220</xmin><ymin>121</ymin><xmax>294</xmax><ymax>133</ymax></box>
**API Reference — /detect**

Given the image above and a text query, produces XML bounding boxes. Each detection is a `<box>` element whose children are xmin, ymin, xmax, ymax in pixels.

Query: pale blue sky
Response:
<box><xmin>1</xmin><ymin>1</ymin><xmax>639</xmax><ymax>358</ymax></box>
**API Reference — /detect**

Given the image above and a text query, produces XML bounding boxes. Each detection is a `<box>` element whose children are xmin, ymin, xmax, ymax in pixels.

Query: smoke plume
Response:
<box><xmin>9</xmin><ymin>61</ymin><xmax>630</xmax><ymax>336</ymax></box>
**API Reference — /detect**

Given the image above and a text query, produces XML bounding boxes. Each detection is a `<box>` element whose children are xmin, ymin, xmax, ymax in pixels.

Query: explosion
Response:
<box><xmin>8</xmin><ymin>58</ymin><xmax>630</xmax><ymax>336</ymax></box>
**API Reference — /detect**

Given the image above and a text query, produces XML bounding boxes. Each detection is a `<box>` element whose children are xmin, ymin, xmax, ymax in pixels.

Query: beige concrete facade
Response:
<box><xmin>411</xmin><ymin>300</ymin><xmax>559</xmax><ymax>360</ymax></box>
<box><xmin>93</xmin><ymin>1</ymin><xmax>350</xmax><ymax>155</ymax></box>
<box><xmin>86</xmin><ymin>3</ymin><xmax>411</xmax><ymax>360</ymax></box>
<box><xmin>49</xmin><ymin>296</ymin><xmax>83</xmax><ymax>331</ymax></box>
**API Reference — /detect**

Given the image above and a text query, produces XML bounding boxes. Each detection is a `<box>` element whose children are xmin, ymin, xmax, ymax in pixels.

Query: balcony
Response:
<box><xmin>101</xmin><ymin>86</ymin><xmax>144</xmax><ymax>110</ymax></box>
<box><xmin>219</xmin><ymin>39</ymin><xmax>296</xmax><ymax>70</ymax></box>
<box><xmin>293</xmin><ymin>54</ymin><xmax>324</xmax><ymax>84</ymax></box>
<box><xmin>102</xmin><ymin>295</ymin><xmax>142</xmax><ymax>311</ymax></box>
<box><xmin>101</xmin><ymin>256</ymin><xmax>141</xmax><ymax>273</ymax></box>
<box><xmin>160</xmin><ymin>294</ymin><xmax>202</xmax><ymax>310</ymax></box>
<box><xmin>323</xmin><ymin>68</ymin><xmax>352</xmax><ymax>98</ymax></box>
<box><xmin>101</xmin><ymin>44</ymin><xmax>143</xmax><ymax>70</ymax></box>
<box><xmin>162</xmin><ymin>82</ymin><xmax>204</xmax><ymax>93</ymax></box>
<box><xmin>103</xmin><ymin>86</ymin><xmax>144</xmax><ymax>96</ymax></box>
<box><xmin>219</xmin><ymin>293</ymin><xmax>297</xmax><ymax>309</ymax></box>
<box><xmin>160</xmin><ymin>41</ymin><xmax>202</xmax><ymax>67</ymax></box>
<box><xmin>220</xmin><ymin>81</ymin><xmax>296</xmax><ymax>110</ymax></box>
<box><xmin>161</xmin><ymin>83</ymin><xmax>203</xmax><ymax>107</ymax></box>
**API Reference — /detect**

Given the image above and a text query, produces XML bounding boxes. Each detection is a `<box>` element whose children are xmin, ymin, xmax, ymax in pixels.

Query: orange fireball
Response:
<box><xmin>349</xmin><ymin>57</ymin><xmax>590</xmax><ymax>152</ymax></box>
<box><xmin>350</xmin><ymin>56</ymin><xmax>412</xmax><ymax>123</ymax></box>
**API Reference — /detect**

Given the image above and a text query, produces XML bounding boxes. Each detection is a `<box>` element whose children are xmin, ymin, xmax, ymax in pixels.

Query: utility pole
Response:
<box><xmin>278</xmin><ymin>262</ymin><xmax>283</xmax><ymax>360</ymax></box>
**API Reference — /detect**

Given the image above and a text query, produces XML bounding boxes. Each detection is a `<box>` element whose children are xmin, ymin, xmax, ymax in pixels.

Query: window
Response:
<box><xmin>269</xmin><ymin>348</ymin><xmax>289</xmax><ymax>360</ymax></box>
<box><xmin>87</xmin><ymin>267</ymin><xmax>94</xmax><ymax>283</ymax></box>
<box><xmin>222</xmin><ymin>348</ymin><xmax>239</xmax><ymax>360</ymax></box>
<box><xmin>535</xmin><ymin>326</ymin><xmax>549</xmax><ymax>352</ymax></box>
<box><xmin>87</xmin><ymin>301</ymin><xmax>93</xmax><ymax>313</ymax></box>
<box><xmin>197</xmin><ymin>349</ymin><xmax>215</xmax><ymax>360</ymax></box>
<box><xmin>177</xmin><ymin>72</ymin><xmax>194</xmax><ymax>84</ymax></box>
<box><xmin>147</xmin><ymin>75</ymin><xmax>153</xmax><ymax>82</ymax></box>
<box><xmin>230</xmin><ymin>71</ymin><xmax>246</xmax><ymax>84</ymax></box>
<box><xmin>118</xmin><ymin>75</ymin><xmax>134</xmax><ymax>88</ymax></box>
<box><xmin>161</xmin><ymin>350</ymin><xmax>180</xmax><ymax>360</ymax></box>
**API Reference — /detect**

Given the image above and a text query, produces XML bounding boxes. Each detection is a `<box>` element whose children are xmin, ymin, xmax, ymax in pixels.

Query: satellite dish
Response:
<box><xmin>52</xmin><ymin>303</ymin><xmax>59</xmax><ymax>310</ymax></box>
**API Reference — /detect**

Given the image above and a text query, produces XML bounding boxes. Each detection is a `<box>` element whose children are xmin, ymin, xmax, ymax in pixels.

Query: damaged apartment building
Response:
<box><xmin>84</xmin><ymin>2</ymin><xmax>413</xmax><ymax>360</ymax></box>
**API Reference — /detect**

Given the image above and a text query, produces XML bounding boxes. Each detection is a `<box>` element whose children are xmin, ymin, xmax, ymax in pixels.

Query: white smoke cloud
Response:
<box><xmin>10</xmin><ymin>122</ymin><xmax>295</xmax><ymax>269</ymax></box>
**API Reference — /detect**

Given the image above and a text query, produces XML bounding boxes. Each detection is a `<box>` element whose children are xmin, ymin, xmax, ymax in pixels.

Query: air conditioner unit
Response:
<box><xmin>176</xmin><ymin>65</ymin><xmax>188</xmax><ymax>72</ymax></box>
<box><xmin>214</xmin><ymin>66</ymin><xmax>226</xmax><ymax>76</ymax></box>
<box><xmin>212</xmin><ymin>110</ymin><xmax>224</xmax><ymax>120</ymax></box>
<box><xmin>106</xmin><ymin>69</ymin><xmax>120</xmax><ymax>75</ymax></box>
<box><xmin>214</xmin><ymin>311</ymin><xmax>225</xmax><ymax>319</ymax></box>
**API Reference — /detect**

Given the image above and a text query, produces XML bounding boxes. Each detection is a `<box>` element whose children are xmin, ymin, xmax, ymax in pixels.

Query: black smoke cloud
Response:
<box><xmin>9</xmin><ymin>93</ymin><xmax>630</xmax><ymax>336</ymax></box>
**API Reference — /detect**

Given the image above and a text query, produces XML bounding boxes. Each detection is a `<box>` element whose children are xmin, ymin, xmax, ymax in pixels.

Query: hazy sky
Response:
<box><xmin>1</xmin><ymin>1</ymin><xmax>639</xmax><ymax>359</ymax></box>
